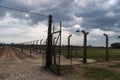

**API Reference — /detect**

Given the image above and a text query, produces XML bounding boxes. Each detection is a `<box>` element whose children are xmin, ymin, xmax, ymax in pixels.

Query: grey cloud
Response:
<box><xmin>73</xmin><ymin>0</ymin><xmax>120</xmax><ymax>32</ymax></box>
<box><xmin>0</xmin><ymin>0</ymin><xmax>119</xmax><ymax>31</ymax></box>
<box><xmin>0</xmin><ymin>0</ymin><xmax>74</xmax><ymax>24</ymax></box>
<box><xmin>0</xmin><ymin>0</ymin><xmax>120</xmax><ymax>29</ymax></box>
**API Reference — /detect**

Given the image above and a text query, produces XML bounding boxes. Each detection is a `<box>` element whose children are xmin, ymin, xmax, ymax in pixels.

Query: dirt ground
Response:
<box><xmin>0</xmin><ymin>46</ymin><xmax>119</xmax><ymax>80</ymax></box>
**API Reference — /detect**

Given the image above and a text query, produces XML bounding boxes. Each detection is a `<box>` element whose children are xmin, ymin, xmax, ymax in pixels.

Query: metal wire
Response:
<box><xmin>0</xmin><ymin>5</ymin><xmax>48</xmax><ymax>17</ymax></box>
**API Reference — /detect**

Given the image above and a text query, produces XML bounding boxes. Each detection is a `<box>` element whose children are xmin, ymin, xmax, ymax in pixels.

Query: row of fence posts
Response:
<box><xmin>67</xmin><ymin>31</ymin><xmax>109</xmax><ymax>64</ymax></box>
<box><xmin>13</xmin><ymin>39</ymin><xmax>45</xmax><ymax>57</ymax></box>
<box><xmin>13</xmin><ymin>41</ymin><xmax>46</xmax><ymax>68</ymax></box>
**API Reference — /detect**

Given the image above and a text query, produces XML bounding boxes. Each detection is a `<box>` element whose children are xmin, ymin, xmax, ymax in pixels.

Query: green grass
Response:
<box><xmin>83</xmin><ymin>67</ymin><xmax>120</xmax><ymax>80</ymax></box>
<box><xmin>61</xmin><ymin>48</ymin><xmax>120</xmax><ymax>62</ymax></box>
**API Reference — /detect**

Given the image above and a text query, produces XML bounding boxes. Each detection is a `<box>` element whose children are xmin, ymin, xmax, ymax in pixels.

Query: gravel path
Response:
<box><xmin>0</xmin><ymin>46</ymin><xmax>64</xmax><ymax>80</ymax></box>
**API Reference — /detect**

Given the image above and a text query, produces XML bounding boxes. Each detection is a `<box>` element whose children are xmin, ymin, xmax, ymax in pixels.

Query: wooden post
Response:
<box><xmin>103</xmin><ymin>34</ymin><xmax>109</xmax><ymax>61</ymax></box>
<box><xmin>30</xmin><ymin>41</ymin><xmax>32</xmax><ymax>56</ymax></box>
<box><xmin>45</xmin><ymin>15</ymin><xmax>53</xmax><ymax>69</ymax></box>
<box><xmin>21</xmin><ymin>44</ymin><xmax>24</xmax><ymax>53</ymax></box>
<box><xmin>82</xmin><ymin>30</ymin><xmax>89</xmax><ymax>64</ymax></box>
<box><xmin>53</xmin><ymin>37</ymin><xmax>56</xmax><ymax>65</ymax></box>
<box><xmin>40</xmin><ymin>39</ymin><xmax>43</xmax><ymax>53</ymax></box>
<box><xmin>58</xmin><ymin>21</ymin><xmax>62</xmax><ymax>75</ymax></box>
<box><xmin>36</xmin><ymin>40</ymin><xmax>39</xmax><ymax>52</ymax></box>
<box><xmin>33</xmin><ymin>40</ymin><xmax>35</xmax><ymax>51</ymax></box>
<box><xmin>68</xmin><ymin>35</ymin><xmax>72</xmax><ymax>58</ymax></box>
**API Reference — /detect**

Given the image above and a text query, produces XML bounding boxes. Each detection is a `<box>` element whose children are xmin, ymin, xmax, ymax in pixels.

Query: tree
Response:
<box><xmin>111</xmin><ymin>43</ymin><xmax>120</xmax><ymax>48</ymax></box>
<box><xmin>118</xmin><ymin>36</ymin><xmax>120</xmax><ymax>38</ymax></box>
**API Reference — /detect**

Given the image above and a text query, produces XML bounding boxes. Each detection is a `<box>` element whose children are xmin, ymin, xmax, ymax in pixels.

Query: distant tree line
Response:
<box><xmin>111</xmin><ymin>42</ymin><xmax>120</xmax><ymax>48</ymax></box>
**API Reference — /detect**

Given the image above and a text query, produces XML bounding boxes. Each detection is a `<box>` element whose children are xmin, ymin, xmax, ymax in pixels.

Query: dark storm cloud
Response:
<box><xmin>0</xmin><ymin>0</ymin><xmax>32</xmax><ymax>23</ymax></box>
<box><xmin>0</xmin><ymin>0</ymin><xmax>120</xmax><ymax>32</ymax></box>
<box><xmin>74</xmin><ymin>0</ymin><xmax>120</xmax><ymax>32</ymax></box>
<box><xmin>0</xmin><ymin>0</ymin><xmax>74</xmax><ymax>25</ymax></box>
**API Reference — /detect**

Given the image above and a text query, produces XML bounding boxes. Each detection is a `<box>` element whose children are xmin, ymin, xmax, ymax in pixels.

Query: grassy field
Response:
<box><xmin>61</xmin><ymin>47</ymin><xmax>120</xmax><ymax>62</ymax></box>
<box><xmin>83</xmin><ymin>67</ymin><xmax>120</xmax><ymax>80</ymax></box>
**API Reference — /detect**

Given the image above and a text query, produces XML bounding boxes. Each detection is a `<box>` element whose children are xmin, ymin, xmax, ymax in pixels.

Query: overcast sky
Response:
<box><xmin>0</xmin><ymin>0</ymin><xmax>120</xmax><ymax>46</ymax></box>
